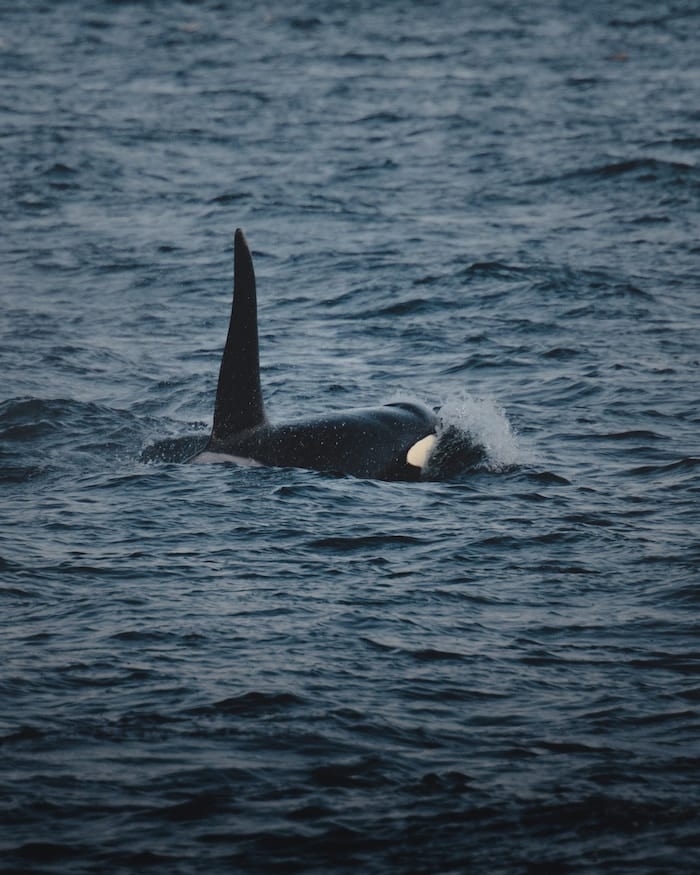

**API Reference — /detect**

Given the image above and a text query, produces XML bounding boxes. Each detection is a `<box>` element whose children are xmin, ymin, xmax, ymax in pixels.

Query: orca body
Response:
<box><xmin>194</xmin><ymin>230</ymin><xmax>438</xmax><ymax>481</ymax></box>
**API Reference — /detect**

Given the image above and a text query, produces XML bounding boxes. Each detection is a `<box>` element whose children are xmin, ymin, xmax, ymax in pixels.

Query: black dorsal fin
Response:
<box><xmin>210</xmin><ymin>229</ymin><xmax>266</xmax><ymax>441</ymax></box>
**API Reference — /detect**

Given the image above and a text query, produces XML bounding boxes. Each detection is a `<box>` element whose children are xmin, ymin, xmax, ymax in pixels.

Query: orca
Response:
<box><xmin>191</xmin><ymin>229</ymin><xmax>438</xmax><ymax>480</ymax></box>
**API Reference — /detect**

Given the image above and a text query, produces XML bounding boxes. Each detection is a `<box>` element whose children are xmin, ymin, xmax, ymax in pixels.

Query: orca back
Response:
<box><xmin>222</xmin><ymin>402</ymin><xmax>438</xmax><ymax>481</ymax></box>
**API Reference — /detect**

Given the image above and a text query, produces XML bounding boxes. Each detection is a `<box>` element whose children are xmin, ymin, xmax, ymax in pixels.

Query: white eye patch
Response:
<box><xmin>406</xmin><ymin>434</ymin><xmax>437</xmax><ymax>470</ymax></box>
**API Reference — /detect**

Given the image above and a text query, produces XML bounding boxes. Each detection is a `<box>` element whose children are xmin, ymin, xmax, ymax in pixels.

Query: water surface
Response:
<box><xmin>2</xmin><ymin>1</ymin><xmax>699</xmax><ymax>872</ymax></box>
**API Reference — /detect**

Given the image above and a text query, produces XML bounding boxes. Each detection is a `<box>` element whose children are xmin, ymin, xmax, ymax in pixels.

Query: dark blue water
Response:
<box><xmin>2</xmin><ymin>1</ymin><xmax>699</xmax><ymax>872</ymax></box>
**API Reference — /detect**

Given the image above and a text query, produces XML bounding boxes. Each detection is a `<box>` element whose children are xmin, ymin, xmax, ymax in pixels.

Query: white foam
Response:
<box><xmin>438</xmin><ymin>393</ymin><xmax>519</xmax><ymax>471</ymax></box>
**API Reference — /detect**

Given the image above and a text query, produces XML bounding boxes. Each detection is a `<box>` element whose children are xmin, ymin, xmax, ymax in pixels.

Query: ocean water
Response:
<box><xmin>1</xmin><ymin>1</ymin><xmax>699</xmax><ymax>872</ymax></box>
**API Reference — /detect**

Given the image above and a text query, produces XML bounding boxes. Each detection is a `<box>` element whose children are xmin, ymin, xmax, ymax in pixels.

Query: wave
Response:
<box><xmin>0</xmin><ymin>397</ymin><xmax>146</xmax><ymax>481</ymax></box>
<box><xmin>190</xmin><ymin>691</ymin><xmax>305</xmax><ymax>717</ymax></box>
<box><xmin>309</xmin><ymin>533</ymin><xmax>424</xmax><ymax>550</ymax></box>
<box><xmin>624</xmin><ymin>456</ymin><xmax>700</xmax><ymax>480</ymax></box>
<box><xmin>526</xmin><ymin>156</ymin><xmax>696</xmax><ymax>189</ymax></box>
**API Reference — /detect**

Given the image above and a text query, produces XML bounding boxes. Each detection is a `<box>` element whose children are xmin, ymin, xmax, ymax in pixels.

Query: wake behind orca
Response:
<box><xmin>191</xmin><ymin>229</ymin><xmax>439</xmax><ymax>480</ymax></box>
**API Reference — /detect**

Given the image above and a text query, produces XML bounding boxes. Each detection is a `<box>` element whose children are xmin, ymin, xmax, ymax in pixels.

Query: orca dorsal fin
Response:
<box><xmin>210</xmin><ymin>229</ymin><xmax>266</xmax><ymax>441</ymax></box>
